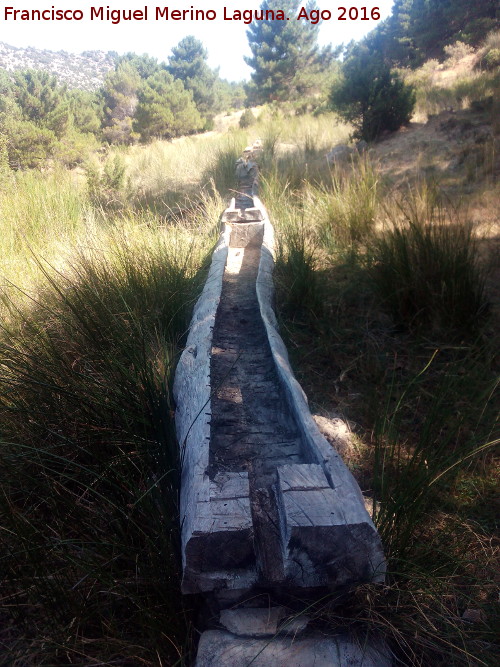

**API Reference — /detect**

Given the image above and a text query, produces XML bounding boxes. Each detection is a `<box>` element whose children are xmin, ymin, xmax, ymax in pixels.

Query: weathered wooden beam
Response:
<box><xmin>255</xmin><ymin>213</ymin><xmax>386</xmax><ymax>585</ymax></box>
<box><xmin>276</xmin><ymin>464</ymin><xmax>385</xmax><ymax>588</ymax></box>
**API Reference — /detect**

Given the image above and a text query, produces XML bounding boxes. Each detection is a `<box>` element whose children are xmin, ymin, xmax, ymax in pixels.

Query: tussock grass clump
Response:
<box><xmin>103</xmin><ymin>131</ymin><xmax>249</xmax><ymax>215</ymax></box>
<box><xmin>309</xmin><ymin>521</ymin><xmax>498</xmax><ymax>666</ymax></box>
<box><xmin>0</xmin><ymin>169</ymin><xmax>93</xmax><ymax>303</ymax></box>
<box><xmin>477</xmin><ymin>30</ymin><xmax>500</xmax><ymax>70</ymax></box>
<box><xmin>86</xmin><ymin>153</ymin><xmax>127</xmax><ymax>211</ymax></box>
<box><xmin>360</xmin><ymin>348</ymin><xmax>499</xmax><ymax>666</ymax></box>
<box><xmin>0</xmin><ymin>169</ymin><xmax>85</xmax><ymax>256</ymax></box>
<box><xmin>263</xmin><ymin>157</ymin><xmax>381</xmax><ymax>322</ymax></box>
<box><xmin>275</xmin><ymin>213</ymin><xmax>324</xmax><ymax>320</ymax></box>
<box><xmin>261</xmin><ymin>177</ymin><xmax>323</xmax><ymax>319</ymax></box>
<box><xmin>256</xmin><ymin>110</ymin><xmax>351</xmax><ymax>155</ymax></box>
<box><xmin>314</xmin><ymin>158</ymin><xmax>379</xmax><ymax>252</ymax></box>
<box><xmin>201</xmin><ymin>130</ymin><xmax>248</xmax><ymax>196</ymax></box>
<box><xmin>0</xmin><ymin>222</ymin><xmax>213</xmax><ymax>663</ymax></box>
<box><xmin>262</xmin><ymin>156</ymin><xmax>380</xmax><ymax>260</ymax></box>
<box><xmin>372</xmin><ymin>194</ymin><xmax>488</xmax><ymax>334</ymax></box>
<box><xmin>126</xmin><ymin>134</ymin><xmax>231</xmax><ymax>194</ymax></box>
<box><xmin>371</xmin><ymin>351</ymin><xmax>498</xmax><ymax>558</ymax></box>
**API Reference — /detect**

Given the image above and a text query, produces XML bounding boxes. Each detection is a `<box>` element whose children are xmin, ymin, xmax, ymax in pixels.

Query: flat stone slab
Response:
<box><xmin>196</xmin><ymin>630</ymin><xmax>392</xmax><ymax>667</ymax></box>
<box><xmin>219</xmin><ymin>607</ymin><xmax>310</xmax><ymax>638</ymax></box>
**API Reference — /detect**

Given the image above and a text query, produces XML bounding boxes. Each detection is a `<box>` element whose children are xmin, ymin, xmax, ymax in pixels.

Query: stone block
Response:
<box><xmin>219</xmin><ymin>607</ymin><xmax>309</xmax><ymax>638</ymax></box>
<box><xmin>195</xmin><ymin>630</ymin><xmax>392</xmax><ymax>667</ymax></box>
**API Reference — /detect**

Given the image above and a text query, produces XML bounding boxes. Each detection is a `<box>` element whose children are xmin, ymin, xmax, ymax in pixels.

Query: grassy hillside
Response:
<box><xmin>0</xmin><ymin>42</ymin><xmax>115</xmax><ymax>91</ymax></box>
<box><xmin>254</xmin><ymin>44</ymin><xmax>499</xmax><ymax>667</ymax></box>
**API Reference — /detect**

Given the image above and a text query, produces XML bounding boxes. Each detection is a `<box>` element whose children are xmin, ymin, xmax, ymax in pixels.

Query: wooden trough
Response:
<box><xmin>173</xmin><ymin>193</ymin><xmax>389</xmax><ymax>665</ymax></box>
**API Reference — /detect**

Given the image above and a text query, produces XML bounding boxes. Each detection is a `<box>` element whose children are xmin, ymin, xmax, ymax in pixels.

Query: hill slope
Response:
<box><xmin>0</xmin><ymin>42</ymin><xmax>116</xmax><ymax>90</ymax></box>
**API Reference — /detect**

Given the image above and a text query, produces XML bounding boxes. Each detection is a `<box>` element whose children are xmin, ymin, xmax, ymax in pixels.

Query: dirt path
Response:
<box><xmin>209</xmin><ymin>245</ymin><xmax>304</xmax><ymax>582</ymax></box>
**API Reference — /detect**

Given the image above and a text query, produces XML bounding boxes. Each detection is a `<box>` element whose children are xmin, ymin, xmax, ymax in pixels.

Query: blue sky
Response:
<box><xmin>1</xmin><ymin>1</ymin><xmax>394</xmax><ymax>81</ymax></box>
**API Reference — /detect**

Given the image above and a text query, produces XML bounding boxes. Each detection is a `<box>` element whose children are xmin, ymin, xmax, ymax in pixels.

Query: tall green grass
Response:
<box><xmin>269</xmin><ymin>154</ymin><xmax>498</xmax><ymax>665</ymax></box>
<box><xmin>371</xmin><ymin>351</ymin><xmax>498</xmax><ymax>558</ymax></box>
<box><xmin>204</xmin><ymin>131</ymin><xmax>249</xmax><ymax>196</ymax></box>
<box><xmin>359</xmin><ymin>343</ymin><xmax>499</xmax><ymax>666</ymax></box>
<box><xmin>0</xmin><ymin>170</ymin><xmax>89</xmax><ymax>292</ymax></box>
<box><xmin>274</xmin><ymin>205</ymin><xmax>324</xmax><ymax>319</ymax></box>
<box><xmin>1</xmin><ymin>99</ymin><xmax>497</xmax><ymax>664</ymax></box>
<box><xmin>262</xmin><ymin>155</ymin><xmax>379</xmax><ymax>261</ymax></box>
<box><xmin>125</xmin><ymin>132</ymin><xmax>246</xmax><ymax>196</ymax></box>
<box><xmin>0</xmin><ymin>167</ymin><xmax>218</xmax><ymax>663</ymax></box>
<box><xmin>314</xmin><ymin>158</ymin><xmax>379</xmax><ymax>253</ymax></box>
<box><xmin>371</xmin><ymin>191</ymin><xmax>488</xmax><ymax>334</ymax></box>
<box><xmin>255</xmin><ymin>110</ymin><xmax>351</xmax><ymax>154</ymax></box>
<box><xmin>0</xmin><ymin>229</ymin><xmax>212</xmax><ymax>663</ymax></box>
<box><xmin>97</xmin><ymin>130</ymin><xmax>250</xmax><ymax>216</ymax></box>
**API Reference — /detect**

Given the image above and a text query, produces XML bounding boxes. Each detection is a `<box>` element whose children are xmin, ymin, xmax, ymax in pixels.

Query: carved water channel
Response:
<box><xmin>173</xmin><ymin>156</ymin><xmax>389</xmax><ymax>665</ymax></box>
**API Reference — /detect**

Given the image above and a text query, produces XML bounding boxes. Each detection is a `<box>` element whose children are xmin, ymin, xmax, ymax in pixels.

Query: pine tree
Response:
<box><xmin>371</xmin><ymin>0</ymin><xmax>500</xmax><ymax>67</ymax></box>
<box><xmin>244</xmin><ymin>0</ymin><xmax>332</xmax><ymax>104</ymax></box>
<box><xmin>330</xmin><ymin>45</ymin><xmax>415</xmax><ymax>141</ymax></box>
<box><xmin>67</xmin><ymin>90</ymin><xmax>102</xmax><ymax>136</ymax></box>
<box><xmin>102</xmin><ymin>62</ymin><xmax>141</xmax><ymax>144</ymax></box>
<box><xmin>134</xmin><ymin>71</ymin><xmax>203</xmax><ymax>142</ymax></box>
<box><xmin>117</xmin><ymin>53</ymin><xmax>163</xmax><ymax>80</ymax></box>
<box><xmin>167</xmin><ymin>36</ymin><xmax>219</xmax><ymax>120</ymax></box>
<box><xmin>13</xmin><ymin>70</ymin><xmax>69</xmax><ymax>128</ymax></box>
<box><xmin>1</xmin><ymin>70</ymin><xmax>98</xmax><ymax>168</ymax></box>
<box><xmin>2</xmin><ymin>118</ymin><xmax>57</xmax><ymax>169</ymax></box>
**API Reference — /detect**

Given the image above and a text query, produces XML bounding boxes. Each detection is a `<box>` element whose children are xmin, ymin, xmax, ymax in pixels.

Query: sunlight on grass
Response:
<box><xmin>0</xmin><ymin>162</ymin><xmax>218</xmax><ymax>663</ymax></box>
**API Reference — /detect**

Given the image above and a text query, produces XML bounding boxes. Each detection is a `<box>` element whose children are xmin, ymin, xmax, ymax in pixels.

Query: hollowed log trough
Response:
<box><xmin>173</xmin><ymin>198</ymin><xmax>385</xmax><ymax>601</ymax></box>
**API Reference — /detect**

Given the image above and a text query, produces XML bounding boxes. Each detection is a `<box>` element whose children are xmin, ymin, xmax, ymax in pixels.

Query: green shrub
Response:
<box><xmin>484</xmin><ymin>47</ymin><xmax>500</xmax><ymax>69</ymax></box>
<box><xmin>443</xmin><ymin>41</ymin><xmax>474</xmax><ymax>65</ymax></box>
<box><xmin>478</xmin><ymin>29</ymin><xmax>500</xmax><ymax>70</ymax></box>
<box><xmin>134</xmin><ymin>70</ymin><xmax>203</xmax><ymax>142</ymax></box>
<box><xmin>4</xmin><ymin>118</ymin><xmax>57</xmax><ymax>169</ymax></box>
<box><xmin>0</xmin><ymin>223</ymin><xmax>209</xmax><ymax>663</ymax></box>
<box><xmin>55</xmin><ymin>128</ymin><xmax>99</xmax><ymax>168</ymax></box>
<box><xmin>86</xmin><ymin>154</ymin><xmax>127</xmax><ymax>210</ymax></box>
<box><xmin>330</xmin><ymin>47</ymin><xmax>415</xmax><ymax>141</ymax></box>
<box><xmin>239</xmin><ymin>108</ymin><xmax>256</xmax><ymax>128</ymax></box>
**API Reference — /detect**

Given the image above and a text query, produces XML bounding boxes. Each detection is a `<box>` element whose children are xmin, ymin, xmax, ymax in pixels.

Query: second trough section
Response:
<box><xmin>174</xmin><ymin>199</ymin><xmax>385</xmax><ymax>602</ymax></box>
